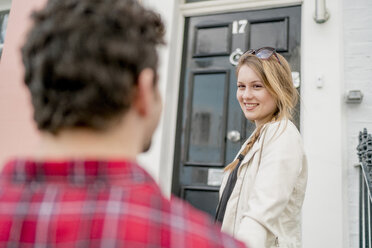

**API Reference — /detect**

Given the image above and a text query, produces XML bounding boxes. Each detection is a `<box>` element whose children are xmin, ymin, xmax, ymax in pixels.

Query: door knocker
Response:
<box><xmin>229</xmin><ymin>48</ymin><xmax>243</xmax><ymax>66</ymax></box>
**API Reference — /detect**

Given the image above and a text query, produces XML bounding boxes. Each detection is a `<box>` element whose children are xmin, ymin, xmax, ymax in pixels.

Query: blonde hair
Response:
<box><xmin>224</xmin><ymin>52</ymin><xmax>298</xmax><ymax>172</ymax></box>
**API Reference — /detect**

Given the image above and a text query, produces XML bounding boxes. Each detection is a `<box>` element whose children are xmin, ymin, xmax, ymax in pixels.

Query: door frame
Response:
<box><xmin>179</xmin><ymin>0</ymin><xmax>303</xmax><ymax>16</ymax></box>
<box><xmin>158</xmin><ymin>0</ymin><xmax>304</xmax><ymax>197</ymax></box>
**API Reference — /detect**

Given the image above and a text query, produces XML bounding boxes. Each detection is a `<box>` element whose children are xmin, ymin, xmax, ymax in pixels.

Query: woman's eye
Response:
<box><xmin>237</xmin><ymin>85</ymin><xmax>245</xmax><ymax>89</ymax></box>
<box><xmin>253</xmin><ymin>84</ymin><xmax>263</xmax><ymax>88</ymax></box>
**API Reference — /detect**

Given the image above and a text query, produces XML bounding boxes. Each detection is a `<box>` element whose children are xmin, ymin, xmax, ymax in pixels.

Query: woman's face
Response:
<box><xmin>236</xmin><ymin>65</ymin><xmax>277</xmax><ymax>127</ymax></box>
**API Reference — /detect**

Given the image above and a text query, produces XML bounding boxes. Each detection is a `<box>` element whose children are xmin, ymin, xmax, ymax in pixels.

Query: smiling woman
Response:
<box><xmin>215</xmin><ymin>47</ymin><xmax>307</xmax><ymax>248</ymax></box>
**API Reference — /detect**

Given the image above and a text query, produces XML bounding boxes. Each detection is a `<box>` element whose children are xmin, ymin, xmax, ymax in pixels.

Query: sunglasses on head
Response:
<box><xmin>245</xmin><ymin>47</ymin><xmax>282</xmax><ymax>65</ymax></box>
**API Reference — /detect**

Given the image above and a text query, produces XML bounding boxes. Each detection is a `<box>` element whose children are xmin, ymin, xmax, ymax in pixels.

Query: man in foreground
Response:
<box><xmin>0</xmin><ymin>0</ymin><xmax>245</xmax><ymax>247</ymax></box>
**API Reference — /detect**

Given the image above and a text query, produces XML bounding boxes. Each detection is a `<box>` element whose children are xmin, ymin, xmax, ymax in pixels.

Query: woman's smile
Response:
<box><xmin>243</xmin><ymin>102</ymin><xmax>259</xmax><ymax>110</ymax></box>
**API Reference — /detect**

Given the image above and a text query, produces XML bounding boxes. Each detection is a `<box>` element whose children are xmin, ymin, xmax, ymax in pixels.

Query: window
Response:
<box><xmin>0</xmin><ymin>9</ymin><xmax>10</xmax><ymax>59</ymax></box>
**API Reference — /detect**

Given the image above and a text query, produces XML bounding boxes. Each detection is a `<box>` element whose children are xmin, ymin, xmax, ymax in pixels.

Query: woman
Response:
<box><xmin>215</xmin><ymin>47</ymin><xmax>308</xmax><ymax>248</ymax></box>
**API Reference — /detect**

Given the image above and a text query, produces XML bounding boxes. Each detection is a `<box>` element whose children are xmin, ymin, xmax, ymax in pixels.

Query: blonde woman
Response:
<box><xmin>215</xmin><ymin>47</ymin><xmax>308</xmax><ymax>248</ymax></box>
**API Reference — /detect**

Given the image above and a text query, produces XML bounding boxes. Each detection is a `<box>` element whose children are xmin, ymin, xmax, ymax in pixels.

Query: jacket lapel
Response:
<box><xmin>238</xmin><ymin>125</ymin><xmax>268</xmax><ymax>174</ymax></box>
<box><xmin>237</xmin><ymin>141</ymin><xmax>260</xmax><ymax>174</ymax></box>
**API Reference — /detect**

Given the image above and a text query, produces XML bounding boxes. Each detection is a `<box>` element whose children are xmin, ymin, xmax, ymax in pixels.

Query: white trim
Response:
<box><xmin>157</xmin><ymin>2</ymin><xmax>185</xmax><ymax>197</ymax></box>
<box><xmin>180</xmin><ymin>0</ymin><xmax>303</xmax><ymax>16</ymax></box>
<box><xmin>158</xmin><ymin>14</ymin><xmax>186</xmax><ymax>197</ymax></box>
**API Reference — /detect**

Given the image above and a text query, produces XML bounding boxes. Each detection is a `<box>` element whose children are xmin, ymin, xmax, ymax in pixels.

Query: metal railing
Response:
<box><xmin>357</xmin><ymin>128</ymin><xmax>372</xmax><ymax>248</ymax></box>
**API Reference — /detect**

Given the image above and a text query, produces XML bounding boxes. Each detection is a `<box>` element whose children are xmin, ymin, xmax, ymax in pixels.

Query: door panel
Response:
<box><xmin>194</xmin><ymin>24</ymin><xmax>232</xmax><ymax>57</ymax></box>
<box><xmin>249</xmin><ymin>18</ymin><xmax>289</xmax><ymax>51</ymax></box>
<box><xmin>173</xmin><ymin>6</ymin><xmax>301</xmax><ymax>217</ymax></box>
<box><xmin>181</xmin><ymin>186</ymin><xmax>220</xmax><ymax>217</ymax></box>
<box><xmin>185</xmin><ymin>71</ymin><xmax>229</xmax><ymax>166</ymax></box>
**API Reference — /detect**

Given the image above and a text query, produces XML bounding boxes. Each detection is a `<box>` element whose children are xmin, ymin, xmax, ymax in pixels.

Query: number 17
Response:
<box><xmin>232</xmin><ymin>20</ymin><xmax>248</xmax><ymax>34</ymax></box>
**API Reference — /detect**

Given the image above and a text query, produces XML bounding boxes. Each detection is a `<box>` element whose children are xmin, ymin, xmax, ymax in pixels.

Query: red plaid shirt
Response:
<box><xmin>0</xmin><ymin>159</ymin><xmax>246</xmax><ymax>248</ymax></box>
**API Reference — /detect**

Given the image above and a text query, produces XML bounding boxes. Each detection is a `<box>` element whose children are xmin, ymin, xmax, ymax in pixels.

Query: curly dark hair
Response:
<box><xmin>22</xmin><ymin>0</ymin><xmax>165</xmax><ymax>134</ymax></box>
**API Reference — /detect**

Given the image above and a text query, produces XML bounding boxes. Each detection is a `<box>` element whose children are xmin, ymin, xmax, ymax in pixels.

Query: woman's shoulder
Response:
<box><xmin>262</xmin><ymin>119</ymin><xmax>302</xmax><ymax>144</ymax></box>
<box><xmin>264</xmin><ymin>119</ymin><xmax>299</xmax><ymax>133</ymax></box>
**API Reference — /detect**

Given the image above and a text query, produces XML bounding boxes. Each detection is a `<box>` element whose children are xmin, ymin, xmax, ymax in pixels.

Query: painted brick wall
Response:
<box><xmin>344</xmin><ymin>0</ymin><xmax>372</xmax><ymax>247</ymax></box>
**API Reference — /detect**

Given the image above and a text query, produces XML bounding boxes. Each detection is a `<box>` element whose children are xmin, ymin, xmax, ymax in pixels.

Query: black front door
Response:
<box><xmin>172</xmin><ymin>6</ymin><xmax>302</xmax><ymax>217</ymax></box>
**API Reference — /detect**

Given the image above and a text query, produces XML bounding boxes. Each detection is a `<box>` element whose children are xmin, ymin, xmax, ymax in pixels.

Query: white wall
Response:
<box><xmin>343</xmin><ymin>0</ymin><xmax>372</xmax><ymax>247</ymax></box>
<box><xmin>301</xmin><ymin>1</ymin><xmax>346</xmax><ymax>248</ymax></box>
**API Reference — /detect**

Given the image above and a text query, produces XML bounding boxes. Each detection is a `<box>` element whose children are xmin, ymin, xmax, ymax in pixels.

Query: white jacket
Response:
<box><xmin>220</xmin><ymin>120</ymin><xmax>308</xmax><ymax>248</ymax></box>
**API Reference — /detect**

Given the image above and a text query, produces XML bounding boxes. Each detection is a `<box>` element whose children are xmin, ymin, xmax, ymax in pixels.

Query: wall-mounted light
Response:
<box><xmin>345</xmin><ymin>90</ymin><xmax>364</xmax><ymax>104</ymax></box>
<box><xmin>314</xmin><ymin>0</ymin><xmax>330</xmax><ymax>24</ymax></box>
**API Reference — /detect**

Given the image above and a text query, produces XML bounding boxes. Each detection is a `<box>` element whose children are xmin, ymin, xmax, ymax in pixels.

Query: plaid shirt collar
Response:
<box><xmin>1</xmin><ymin>159</ymin><xmax>154</xmax><ymax>187</ymax></box>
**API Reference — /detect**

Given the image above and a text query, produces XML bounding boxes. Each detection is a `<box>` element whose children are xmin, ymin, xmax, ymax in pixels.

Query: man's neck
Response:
<box><xmin>34</xmin><ymin>119</ymin><xmax>144</xmax><ymax>161</ymax></box>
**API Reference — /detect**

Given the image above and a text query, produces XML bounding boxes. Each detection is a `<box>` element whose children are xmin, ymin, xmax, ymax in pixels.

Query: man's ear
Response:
<box><xmin>134</xmin><ymin>68</ymin><xmax>155</xmax><ymax>117</ymax></box>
